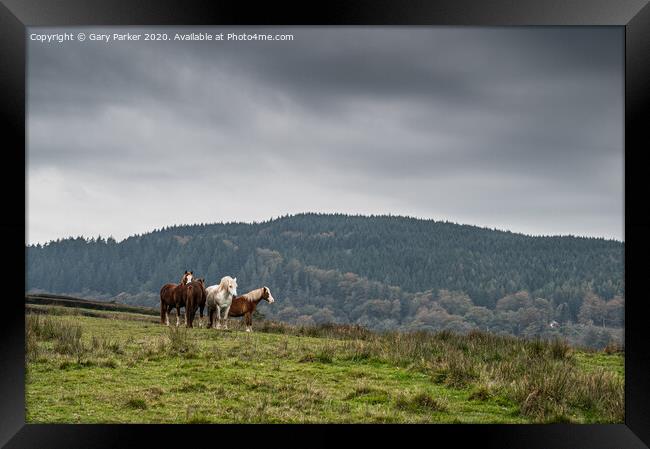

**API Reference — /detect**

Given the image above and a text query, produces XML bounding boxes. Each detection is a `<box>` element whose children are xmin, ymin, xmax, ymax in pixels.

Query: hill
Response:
<box><xmin>26</xmin><ymin>213</ymin><xmax>624</xmax><ymax>348</ymax></box>
<box><xmin>25</xmin><ymin>299</ymin><xmax>624</xmax><ymax>424</ymax></box>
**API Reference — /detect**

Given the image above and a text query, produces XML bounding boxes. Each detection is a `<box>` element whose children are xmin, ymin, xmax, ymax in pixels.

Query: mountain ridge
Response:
<box><xmin>26</xmin><ymin>213</ymin><xmax>624</xmax><ymax>348</ymax></box>
<box><xmin>30</xmin><ymin>212</ymin><xmax>623</xmax><ymax>245</ymax></box>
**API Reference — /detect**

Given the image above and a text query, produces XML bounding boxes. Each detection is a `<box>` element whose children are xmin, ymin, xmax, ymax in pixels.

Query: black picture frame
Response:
<box><xmin>2</xmin><ymin>0</ymin><xmax>649</xmax><ymax>447</ymax></box>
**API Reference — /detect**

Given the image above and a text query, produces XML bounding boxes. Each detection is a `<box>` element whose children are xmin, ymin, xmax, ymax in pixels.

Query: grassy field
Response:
<box><xmin>25</xmin><ymin>304</ymin><xmax>624</xmax><ymax>424</ymax></box>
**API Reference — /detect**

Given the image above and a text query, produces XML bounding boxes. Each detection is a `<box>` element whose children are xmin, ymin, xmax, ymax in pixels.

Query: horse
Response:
<box><xmin>183</xmin><ymin>277</ymin><xmax>206</xmax><ymax>328</ymax></box>
<box><xmin>160</xmin><ymin>271</ymin><xmax>193</xmax><ymax>326</ymax></box>
<box><xmin>206</xmin><ymin>276</ymin><xmax>238</xmax><ymax>330</ymax></box>
<box><xmin>193</xmin><ymin>278</ymin><xmax>207</xmax><ymax>327</ymax></box>
<box><xmin>227</xmin><ymin>286</ymin><xmax>275</xmax><ymax>332</ymax></box>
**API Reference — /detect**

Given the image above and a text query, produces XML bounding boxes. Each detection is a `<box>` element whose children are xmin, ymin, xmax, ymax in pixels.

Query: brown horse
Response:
<box><xmin>224</xmin><ymin>286</ymin><xmax>275</xmax><ymax>332</ymax></box>
<box><xmin>184</xmin><ymin>278</ymin><xmax>206</xmax><ymax>328</ymax></box>
<box><xmin>160</xmin><ymin>271</ymin><xmax>193</xmax><ymax>326</ymax></box>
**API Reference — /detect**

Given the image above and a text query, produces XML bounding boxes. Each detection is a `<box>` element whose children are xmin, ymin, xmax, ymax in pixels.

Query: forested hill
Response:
<box><xmin>27</xmin><ymin>214</ymin><xmax>624</xmax><ymax>347</ymax></box>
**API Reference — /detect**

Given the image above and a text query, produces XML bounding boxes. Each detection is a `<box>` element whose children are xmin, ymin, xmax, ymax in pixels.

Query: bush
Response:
<box><xmin>526</xmin><ymin>339</ymin><xmax>546</xmax><ymax>358</ymax></box>
<box><xmin>27</xmin><ymin>314</ymin><xmax>75</xmax><ymax>341</ymax></box>
<box><xmin>166</xmin><ymin>327</ymin><xmax>197</xmax><ymax>355</ymax></box>
<box><xmin>53</xmin><ymin>323</ymin><xmax>84</xmax><ymax>358</ymax></box>
<box><xmin>27</xmin><ymin>314</ymin><xmax>85</xmax><ymax>362</ymax></box>
<box><xmin>603</xmin><ymin>341</ymin><xmax>623</xmax><ymax>354</ymax></box>
<box><xmin>255</xmin><ymin>321</ymin><xmax>373</xmax><ymax>341</ymax></box>
<box><xmin>443</xmin><ymin>357</ymin><xmax>479</xmax><ymax>389</ymax></box>
<box><xmin>90</xmin><ymin>335</ymin><xmax>124</xmax><ymax>355</ymax></box>
<box><xmin>549</xmin><ymin>338</ymin><xmax>572</xmax><ymax>360</ymax></box>
<box><xmin>468</xmin><ymin>385</ymin><xmax>493</xmax><ymax>402</ymax></box>
<box><xmin>395</xmin><ymin>392</ymin><xmax>447</xmax><ymax>412</ymax></box>
<box><xmin>509</xmin><ymin>360</ymin><xmax>573</xmax><ymax>422</ymax></box>
<box><xmin>125</xmin><ymin>398</ymin><xmax>148</xmax><ymax>410</ymax></box>
<box><xmin>571</xmin><ymin>369</ymin><xmax>624</xmax><ymax>423</ymax></box>
<box><xmin>300</xmin><ymin>345</ymin><xmax>334</xmax><ymax>364</ymax></box>
<box><xmin>25</xmin><ymin>317</ymin><xmax>40</xmax><ymax>362</ymax></box>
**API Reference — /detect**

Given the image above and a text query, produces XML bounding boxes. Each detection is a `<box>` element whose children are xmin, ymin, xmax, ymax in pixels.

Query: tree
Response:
<box><xmin>296</xmin><ymin>315</ymin><xmax>315</xmax><ymax>327</ymax></box>
<box><xmin>312</xmin><ymin>307</ymin><xmax>336</xmax><ymax>324</ymax></box>
<box><xmin>555</xmin><ymin>302</ymin><xmax>571</xmax><ymax>323</ymax></box>
<box><xmin>578</xmin><ymin>292</ymin><xmax>607</xmax><ymax>327</ymax></box>
<box><xmin>582</xmin><ymin>325</ymin><xmax>612</xmax><ymax>349</ymax></box>
<box><xmin>496</xmin><ymin>291</ymin><xmax>532</xmax><ymax>312</ymax></box>
<box><xmin>277</xmin><ymin>306</ymin><xmax>300</xmax><ymax>322</ymax></box>
<box><xmin>26</xmin><ymin>214</ymin><xmax>624</xmax><ymax>339</ymax></box>
<box><xmin>465</xmin><ymin>306</ymin><xmax>493</xmax><ymax>329</ymax></box>
<box><xmin>437</xmin><ymin>289</ymin><xmax>473</xmax><ymax>315</ymax></box>
<box><xmin>605</xmin><ymin>296</ymin><xmax>624</xmax><ymax>327</ymax></box>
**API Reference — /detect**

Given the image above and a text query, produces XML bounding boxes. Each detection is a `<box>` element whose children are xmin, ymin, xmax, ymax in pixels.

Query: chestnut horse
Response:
<box><xmin>160</xmin><ymin>271</ymin><xmax>193</xmax><ymax>326</ymax></box>
<box><xmin>226</xmin><ymin>286</ymin><xmax>275</xmax><ymax>332</ymax></box>
<box><xmin>184</xmin><ymin>277</ymin><xmax>206</xmax><ymax>328</ymax></box>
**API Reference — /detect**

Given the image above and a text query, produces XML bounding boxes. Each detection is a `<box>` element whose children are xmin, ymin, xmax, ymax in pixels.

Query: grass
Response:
<box><xmin>25</xmin><ymin>306</ymin><xmax>624</xmax><ymax>424</ymax></box>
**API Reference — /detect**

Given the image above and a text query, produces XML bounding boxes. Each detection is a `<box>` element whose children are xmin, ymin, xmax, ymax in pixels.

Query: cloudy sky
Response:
<box><xmin>27</xmin><ymin>27</ymin><xmax>623</xmax><ymax>244</ymax></box>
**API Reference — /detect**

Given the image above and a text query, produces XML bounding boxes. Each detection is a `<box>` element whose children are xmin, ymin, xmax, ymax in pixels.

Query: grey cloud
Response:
<box><xmin>27</xmin><ymin>26</ymin><xmax>623</xmax><ymax>243</ymax></box>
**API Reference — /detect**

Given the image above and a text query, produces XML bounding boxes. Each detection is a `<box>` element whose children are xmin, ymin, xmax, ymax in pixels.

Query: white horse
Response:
<box><xmin>206</xmin><ymin>276</ymin><xmax>238</xmax><ymax>330</ymax></box>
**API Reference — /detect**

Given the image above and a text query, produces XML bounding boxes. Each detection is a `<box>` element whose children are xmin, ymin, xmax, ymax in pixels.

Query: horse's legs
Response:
<box><xmin>223</xmin><ymin>305</ymin><xmax>232</xmax><ymax>330</ymax></box>
<box><xmin>215</xmin><ymin>307</ymin><xmax>222</xmax><ymax>329</ymax></box>
<box><xmin>196</xmin><ymin>305</ymin><xmax>201</xmax><ymax>328</ymax></box>
<box><xmin>199</xmin><ymin>305</ymin><xmax>205</xmax><ymax>328</ymax></box>
<box><xmin>185</xmin><ymin>305</ymin><xmax>192</xmax><ymax>328</ymax></box>
<box><xmin>244</xmin><ymin>312</ymin><xmax>252</xmax><ymax>332</ymax></box>
<box><xmin>175</xmin><ymin>306</ymin><xmax>181</xmax><ymax>327</ymax></box>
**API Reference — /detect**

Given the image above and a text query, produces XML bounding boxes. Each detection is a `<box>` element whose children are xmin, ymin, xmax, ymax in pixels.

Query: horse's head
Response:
<box><xmin>262</xmin><ymin>286</ymin><xmax>275</xmax><ymax>304</ymax></box>
<box><xmin>221</xmin><ymin>276</ymin><xmax>238</xmax><ymax>297</ymax></box>
<box><xmin>229</xmin><ymin>277</ymin><xmax>238</xmax><ymax>296</ymax></box>
<box><xmin>182</xmin><ymin>271</ymin><xmax>193</xmax><ymax>284</ymax></box>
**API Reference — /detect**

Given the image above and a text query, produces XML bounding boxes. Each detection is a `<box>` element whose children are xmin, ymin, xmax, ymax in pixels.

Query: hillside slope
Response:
<box><xmin>25</xmin><ymin>302</ymin><xmax>624</xmax><ymax>424</ymax></box>
<box><xmin>26</xmin><ymin>214</ymin><xmax>624</xmax><ymax>346</ymax></box>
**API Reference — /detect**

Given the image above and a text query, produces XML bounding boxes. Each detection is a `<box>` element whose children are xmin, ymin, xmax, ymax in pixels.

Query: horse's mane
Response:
<box><xmin>239</xmin><ymin>287</ymin><xmax>265</xmax><ymax>302</ymax></box>
<box><xmin>217</xmin><ymin>276</ymin><xmax>235</xmax><ymax>291</ymax></box>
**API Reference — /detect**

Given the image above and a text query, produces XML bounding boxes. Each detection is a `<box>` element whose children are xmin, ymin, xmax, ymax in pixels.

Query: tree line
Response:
<box><xmin>26</xmin><ymin>213</ymin><xmax>624</xmax><ymax>348</ymax></box>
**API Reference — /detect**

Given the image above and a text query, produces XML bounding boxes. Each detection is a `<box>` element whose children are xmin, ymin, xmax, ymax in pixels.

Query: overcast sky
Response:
<box><xmin>27</xmin><ymin>27</ymin><xmax>624</xmax><ymax>244</ymax></box>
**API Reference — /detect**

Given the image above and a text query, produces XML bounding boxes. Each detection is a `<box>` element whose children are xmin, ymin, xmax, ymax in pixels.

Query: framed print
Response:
<box><xmin>2</xmin><ymin>0</ymin><xmax>649</xmax><ymax>447</ymax></box>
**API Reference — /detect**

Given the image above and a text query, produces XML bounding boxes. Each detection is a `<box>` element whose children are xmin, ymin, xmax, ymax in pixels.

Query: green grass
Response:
<box><xmin>25</xmin><ymin>308</ymin><xmax>624</xmax><ymax>424</ymax></box>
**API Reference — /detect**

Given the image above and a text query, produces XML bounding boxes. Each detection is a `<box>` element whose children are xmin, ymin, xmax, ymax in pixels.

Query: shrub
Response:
<box><xmin>527</xmin><ymin>339</ymin><xmax>546</xmax><ymax>358</ymax></box>
<box><xmin>509</xmin><ymin>361</ymin><xmax>573</xmax><ymax>422</ymax></box>
<box><xmin>25</xmin><ymin>318</ymin><xmax>40</xmax><ymax>362</ymax></box>
<box><xmin>603</xmin><ymin>341</ymin><xmax>623</xmax><ymax>354</ymax></box>
<box><xmin>166</xmin><ymin>327</ymin><xmax>197</xmax><ymax>355</ymax></box>
<box><xmin>395</xmin><ymin>392</ymin><xmax>447</xmax><ymax>412</ymax></box>
<box><xmin>443</xmin><ymin>357</ymin><xmax>479</xmax><ymax>389</ymax></box>
<box><xmin>53</xmin><ymin>325</ymin><xmax>83</xmax><ymax>352</ymax></box>
<box><xmin>344</xmin><ymin>385</ymin><xmax>389</xmax><ymax>404</ymax></box>
<box><xmin>27</xmin><ymin>314</ymin><xmax>72</xmax><ymax>341</ymax></box>
<box><xmin>90</xmin><ymin>335</ymin><xmax>124</xmax><ymax>355</ymax></box>
<box><xmin>300</xmin><ymin>347</ymin><xmax>334</xmax><ymax>364</ymax></box>
<box><xmin>468</xmin><ymin>385</ymin><xmax>493</xmax><ymax>402</ymax></box>
<box><xmin>125</xmin><ymin>398</ymin><xmax>148</xmax><ymax>410</ymax></box>
<box><xmin>99</xmin><ymin>359</ymin><xmax>118</xmax><ymax>369</ymax></box>
<box><xmin>571</xmin><ymin>369</ymin><xmax>624</xmax><ymax>423</ymax></box>
<box><xmin>340</xmin><ymin>340</ymin><xmax>374</xmax><ymax>362</ymax></box>
<box><xmin>549</xmin><ymin>338</ymin><xmax>572</xmax><ymax>360</ymax></box>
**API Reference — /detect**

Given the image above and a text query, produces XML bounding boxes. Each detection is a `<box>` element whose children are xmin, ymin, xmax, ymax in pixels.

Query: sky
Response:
<box><xmin>27</xmin><ymin>26</ymin><xmax>624</xmax><ymax>244</ymax></box>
